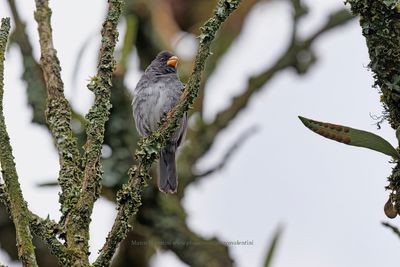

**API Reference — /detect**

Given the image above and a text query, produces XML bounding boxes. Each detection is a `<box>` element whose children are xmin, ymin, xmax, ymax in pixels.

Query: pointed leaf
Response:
<box><xmin>264</xmin><ymin>226</ymin><xmax>283</xmax><ymax>267</ymax></box>
<box><xmin>299</xmin><ymin>116</ymin><xmax>400</xmax><ymax>159</ymax></box>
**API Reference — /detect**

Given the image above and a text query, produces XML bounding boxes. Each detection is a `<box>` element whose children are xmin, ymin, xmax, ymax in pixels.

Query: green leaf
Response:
<box><xmin>298</xmin><ymin>116</ymin><xmax>400</xmax><ymax>159</ymax></box>
<box><xmin>263</xmin><ymin>226</ymin><xmax>283</xmax><ymax>267</ymax></box>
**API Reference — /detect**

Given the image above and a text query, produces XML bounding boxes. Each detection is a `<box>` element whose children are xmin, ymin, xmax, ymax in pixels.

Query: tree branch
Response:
<box><xmin>0</xmin><ymin>179</ymin><xmax>68</xmax><ymax>266</ymax></box>
<box><xmin>6</xmin><ymin>0</ymin><xmax>47</xmax><ymax>125</ymax></box>
<box><xmin>62</xmin><ymin>1</ymin><xmax>123</xmax><ymax>264</ymax></box>
<box><xmin>93</xmin><ymin>1</ymin><xmax>242</xmax><ymax>265</ymax></box>
<box><xmin>178</xmin><ymin>9</ymin><xmax>354</xmax><ymax>192</ymax></box>
<box><xmin>194</xmin><ymin>0</ymin><xmax>271</xmax><ymax>113</ymax></box>
<box><xmin>382</xmin><ymin>222</ymin><xmax>400</xmax><ymax>239</ymax></box>
<box><xmin>194</xmin><ymin>125</ymin><xmax>259</xmax><ymax>178</ymax></box>
<box><xmin>33</xmin><ymin>0</ymin><xmax>83</xmax><ymax>223</ymax></box>
<box><xmin>28</xmin><ymin>213</ymin><xmax>68</xmax><ymax>266</ymax></box>
<box><xmin>0</xmin><ymin>17</ymin><xmax>38</xmax><ymax>267</ymax></box>
<box><xmin>345</xmin><ymin>0</ymin><xmax>400</xmax><ymax>217</ymax></box>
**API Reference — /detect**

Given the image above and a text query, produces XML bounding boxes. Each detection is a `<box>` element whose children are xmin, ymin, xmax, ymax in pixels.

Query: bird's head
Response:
<box><xmin>146</xmin><ymin>51</ymin><xmax>179</xmax><ymax>75</ymax></box>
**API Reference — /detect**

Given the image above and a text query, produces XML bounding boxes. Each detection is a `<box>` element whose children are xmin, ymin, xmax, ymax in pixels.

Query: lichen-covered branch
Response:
<box><xmin>34</xmin><ymin>0</ymin><xmax>83</xmax><ymax>222</ymax></box>
<box><xmin>93</xmin><ymin>167</ymin><xmax>143</xmax><ymax>267</ymax></box>
<box><xmin>7</xmin><ymin>0</ymin><xmax>47</xmax><ymax>125</ymax></box>
<box><xmin>195</xmin><ymin>0</ymin><xmax>271</xmax><ymax>113</ymax></box>
<box><xmin>93</xmin><ymin>1</ymin><xmax>242</xmax><ymax>265</ymax></box>
<box><xmin>0</xmin><ymin>183</ymin><xmax>10</xmax><ymax>213</ymax></box>
<box><xmin>28</xmin><ymin>213</ymin><xmax>68</xmax><ymax>266</ymax></box>
<box><xmin>344</xmin><ymin>0</ymin><xmax>400</xmax><ymax>215</ymax></box>
<box><xmin>0</xmin><ymin>177</ymin><xmax>67</xmax><ymax>265</ymax></box>
<box><xmin>61</xmin><ymin>1</ymin><xmax>123</xmax><ymax>265</ymax></box>
<box><xmin>345</xmin><ymin>0</ymin><xmax>400</xmax><ymax>128</ymax></box>
<box><xmin>178</xmin><ymin>8</ymin><xmax>354</xmax><ymax>192</ymax></box>
<box><xmin>0</xmin><ymin>17</ymin><xmax>38</xmax><ymax>267</ymax></box>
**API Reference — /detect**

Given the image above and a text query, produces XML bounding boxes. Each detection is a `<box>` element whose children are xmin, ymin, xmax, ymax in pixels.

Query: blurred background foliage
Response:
<box><xmin>1</xmin><ymin>0</ymin><xmax>353</xmax><ymax>266</ymax></box>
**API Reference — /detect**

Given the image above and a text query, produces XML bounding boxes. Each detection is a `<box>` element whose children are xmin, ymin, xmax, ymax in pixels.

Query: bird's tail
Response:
<box><xmin>159</xmin><ymin>145</ymin><xmax>177</xmax><ymax>193</ymax></box>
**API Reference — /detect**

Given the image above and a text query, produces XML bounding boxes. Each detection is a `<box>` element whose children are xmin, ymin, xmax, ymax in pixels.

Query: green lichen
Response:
<box><xmin>0</xmin><ymin>17</ymin><xmax>38</xmax><ymax>267</ymax></box>
<box><xmin>34</xmin><ymin>0</ymin><xmax>83</xmax><ymax>223</ymax></box>
<box><xmin>29</xmin><ymin>213</ymin><xmax>69</xmax><ymax>265</ymax></box>
<box><xmin>64</xmin><ymin>0</ymin><xmax>123</xmax><ymax>263</ymax></box>
<box><xmin>46</xmin><ymin>97</ymin><xmax>82</xmax><ymax>220</ymax></box>
<box><xmin>346</xmin><ymin>0</ymin><xmax>400</xmax><ymax>215</ymax></box>
<box><xmin>346</xmin><ymin>0</ymin><xmax>400</xmax><ymax>128</ymax></box>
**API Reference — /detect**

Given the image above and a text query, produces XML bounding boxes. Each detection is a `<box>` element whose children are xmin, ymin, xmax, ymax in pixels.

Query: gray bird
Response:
<box><xmin>132</xmin><ymin>51</ymin><xmax>187</xmax><ymax>193</ymax></box>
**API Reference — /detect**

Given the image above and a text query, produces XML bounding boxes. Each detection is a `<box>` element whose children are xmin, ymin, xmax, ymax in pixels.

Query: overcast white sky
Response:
<box><xmin>0</xmin><ymin>0</ymin><xmax>399</xmax><ymax>267</ymax></box>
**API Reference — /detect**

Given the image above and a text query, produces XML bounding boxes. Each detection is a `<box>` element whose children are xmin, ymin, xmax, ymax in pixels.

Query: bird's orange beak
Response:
<box><xmin>167</xmin><ymin>55</ymin><xmax>179</xmax><ymax>68</ymax></box>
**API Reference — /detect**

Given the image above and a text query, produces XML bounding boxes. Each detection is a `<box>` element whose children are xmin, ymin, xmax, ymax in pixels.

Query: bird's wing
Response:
<box><xmin>132</xmin><ymin>73</ymin><xmax>185</xmax><ymax>140</ymax></box>
<box><xmin>158</xmin><ymin>75</ymin><xmax>184</xmax><ymax>115</ymax></box>
<box><xmin>132</xmin><ymin>74</ymin><xmax>161</xmax><ymax>136</ymax></box>
<box><xmin>157</xmin><ymin>75</ymin><xmax>186</xmax><ymax>145</ymax></box>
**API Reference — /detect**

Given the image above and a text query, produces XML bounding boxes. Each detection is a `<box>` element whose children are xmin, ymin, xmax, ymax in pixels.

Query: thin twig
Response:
<box><xmin>6</xmin><ymin>0</ymin><xmax>47</xmax><ymax>125</ymax></box>
<box><xmin>289</xmin><ymin>0</ymin><xmax>308</xmax><ymax>43</ymax></box>
<box><xmin>29</xmin><ymin>213</ymin><xmax>69</xmax><ymax>266</ymax></box>
<box><xmin>0</xmin><ymin>17</ymin><xmax>38</xmax><ymax>267</ymax></box>
<box><xmin>93</xmin><ymin>1</ymin><xmax>242</xmax><ymax>265</ymax></box>
<box><xmin>382</xmin><ymin>222</ymin><xmax>400</xmax><ymax>239</ymax></box>
<box><xmin>33</xmin><ymin>0</ymin><xmax>83</xmax><ymax>223</ymax></box>
<box><xmin>195</xmin><ymin>125</ymin><xmax>259</xmax><ymax>178</ymax></box>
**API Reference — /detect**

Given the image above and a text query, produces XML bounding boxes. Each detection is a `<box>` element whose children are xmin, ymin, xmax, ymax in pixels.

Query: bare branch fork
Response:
<box><xmin>33</xmin><ymin>0</ymin><xmax>123</xmax><ymax>265</ymax></box>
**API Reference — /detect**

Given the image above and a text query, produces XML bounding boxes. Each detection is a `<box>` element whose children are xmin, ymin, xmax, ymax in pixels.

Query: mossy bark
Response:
<box><xmin>0</xmin><ymin>17</ymin><xmax>38</xmax><ymax>267</ymax></box>
<box><xmin>345</xmin><ymin>0</ymin><xmax>400</xmax><ymax>213</ymax></box>
<box><xmin>64</xmin><ymin>1</ymin><xmax>124</xmax><ymax>264</ymax></box>
<box><xmin>34</xmin><ymin>0</ymin><xmax>83</xmax><ymax>225</ymax></box>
